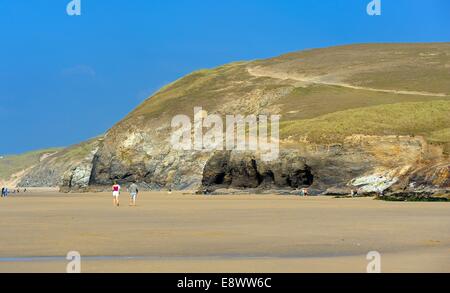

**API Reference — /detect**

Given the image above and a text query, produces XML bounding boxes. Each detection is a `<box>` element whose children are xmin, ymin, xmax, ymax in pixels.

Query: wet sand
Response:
<box><xmin>0</xmin><ymin>191</ymin><xmax>449</xmax><ymax>273</ymax></box>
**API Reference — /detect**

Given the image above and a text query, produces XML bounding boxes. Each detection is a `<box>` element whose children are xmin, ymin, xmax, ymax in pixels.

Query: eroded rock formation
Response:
<box><xmin>201</xmin><ymin>151</ymin><xmax>314</xmax><ymax>191</ymax></box>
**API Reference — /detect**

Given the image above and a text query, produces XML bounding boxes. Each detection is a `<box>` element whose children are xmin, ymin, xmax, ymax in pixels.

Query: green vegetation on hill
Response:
<box><xmin>13</xmin><ymin>138</ymin><xmax>101</xmax><ymax>187</ymax></box>
<box><xmin>0</xmin><ymin>138</ymin><xmax>99</xmax><ymax>185</ymax></box>
<box><xmin>428</xmin><ymin>128</ymin><xmax>450</xmax><ymax>154</ymax></box>
<box><xmin>5</xmin><ymin>43</ymin><xmax>450</xmax><ymax>187</ymax></box>
<box><xmin>118</xmin><ymin>43</ymin><xmax>450</xmax><ymax>154</ymax></box>
<box><xmin>278</xmin><ymin>84</ymin><xmax>449</xmax><ymax>121</ymax></box>
<box><xmin>0</xmin><ymin>148</ymin><xmax>62</xmax><ymax>180</ymax></box>
<box><xmin>281</xmin><ymin>100</ymin><xmax>450</xmax><ymax>151</ymax></box>
<box><xmin>129</xmin><ymin>62</ymin><xmax>255</xmax><ymax>120</ymax></box>
<box><xmin>255</xmin><ymin>43</ymin><xmax>450</xmax><ymax>94</ymax></box>
<box><xmin>57</xmin><ymin>139</ymin><xmax>99</xmax><ymax>161</ymax></box>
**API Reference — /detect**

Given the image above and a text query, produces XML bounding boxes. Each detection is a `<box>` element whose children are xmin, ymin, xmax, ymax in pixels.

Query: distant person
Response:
<box><xmin>128</xmin><ymin>182</ymin><xmax>139</xmax><ymax>207</ymax></box>
<box><xmin>302</xmin><ymin>188</ymin><xmax>309</xmax><ymax>197</ymax></box>
<box><xmin>4</xmin><ymin>188</ymin><xmax>8</xmax><ymax>197</ymax></box>
<box><xmin>112</xmin><ymin>182</ymin><xmax>121</xmax><ymax>207</ymax></box>
<box><xmin>1</xmin><ymin>187</ymin><xmax>4</xmax><ymax>197</ymax></box>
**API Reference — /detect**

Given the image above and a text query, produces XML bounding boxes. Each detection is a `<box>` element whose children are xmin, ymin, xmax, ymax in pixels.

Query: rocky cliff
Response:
<box><xmin>17</xmin><ymin>139</ymin><xmax>100</xmax><ymax>189</ymax></box>
<box><xmin>9</xmin><ymin>43</ymin><xmax>450</xmax><ymax>197</ymax></box>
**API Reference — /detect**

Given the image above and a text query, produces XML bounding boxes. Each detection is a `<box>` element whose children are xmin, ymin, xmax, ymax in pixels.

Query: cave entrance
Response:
<box><xmin>202</xmin><ymin>152</ymin><xmax>314</xmax><ymax>190</ymax></box>
<box><xmin>213</xmin><ymin>172</ymin><xmax>226</xmax><ymax>185</ymax></box>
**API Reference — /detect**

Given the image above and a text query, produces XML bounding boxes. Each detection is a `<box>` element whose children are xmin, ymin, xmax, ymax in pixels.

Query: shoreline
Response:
<box><xmin>7</xmin><ymin>186</ymin><xmax>449</xmax><ymax>202</ymax></box>
<box><xmin>1</xmin><ymin>247</ymin><xmax>448</xmax><ymax>273</ymax></box>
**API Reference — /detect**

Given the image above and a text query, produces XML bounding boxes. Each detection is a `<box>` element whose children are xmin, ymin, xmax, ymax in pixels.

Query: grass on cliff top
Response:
<box><xmin>279</xmin><ymin>84</ymin><xmax>449</xmax><ymax>121</ymax></box>
<box><xmin>255</xmin><ymin>43</ymin><xmax>450</xmax><ymax>94</ymax></box>
<box><xmin>56</xmin><ymin>138</ymin><xmax>99</xmax><ymax>162</ymax></box>
<box><xmin>0</xmin><ymin>139</ymin><xmax>99</xmax><ymax>182</ymax></box>
<box><xmin>114</xmin><ymin>43</ymin><xmax>450</xmax><ymax>154</ymax></box>
<box><xmin>127</xmin><ymin>62</ymin><xmax>260</xmax><ymax>119</ymax></box>
<box><xmin>125</xmin><ymin>44</ymin><xmax>450</xmax><ymax>125</ymax></box>
<box><xmin>0</xmin><ymin>148</ymin><xmax>62</xmax><ymax>180</ymax></box>
<box><xmin>280</xmin><ymin>100</ymin><xmax>450</xmax><ymax>150</ymax></box>
<box><xmin>427</xmin><ymin>128</ymin><xmax>450</xmax><ymax>154</ymax></box>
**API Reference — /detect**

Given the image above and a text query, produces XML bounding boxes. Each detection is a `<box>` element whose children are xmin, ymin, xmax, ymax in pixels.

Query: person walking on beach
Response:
<box><xmin>112</xmin><ymin>182</ymin><xmax>121</xmax><ymax>207</ymax></box>
<box><xmin>301</xmin><ymin>188</ymin><xmax>309</xmax><ymax>197</ymax></box>
<box><xmin>1</xmin><ymin>187</ymin><xmax>4</xmax><ymax>197</ymax></box>
<box><xmin>128</xmin><ymin>182</ymin><xmax>139</xmax><ymax>207</ymax></box>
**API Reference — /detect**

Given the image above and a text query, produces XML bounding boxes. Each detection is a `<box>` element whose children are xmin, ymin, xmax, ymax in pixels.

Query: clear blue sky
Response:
<box><xmin>0</xmin><ymin>0</ymin><xmax>449</xmax><ymax>154</ymax></box>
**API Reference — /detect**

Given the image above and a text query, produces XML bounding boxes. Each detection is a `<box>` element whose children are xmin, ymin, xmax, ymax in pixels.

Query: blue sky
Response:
<box><xmin>0</xmin><ymin>0</ymin><xmax>449</xmax><ymax>154</ymax></box>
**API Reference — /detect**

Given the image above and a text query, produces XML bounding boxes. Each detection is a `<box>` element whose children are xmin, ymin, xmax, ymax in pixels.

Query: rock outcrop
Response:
<box><xmin>6</xmin><ymin>44</ymin><xmax>450</xmax><ymax>199</ymax></box>
<box><xmin>65</xmin><ymin>44</ymin><xmax>450</xmax><ymax>196</ymax></box>
<box><xmin>18</xmin><ymin>139</ymin><xmax>100</xmax><ymax>188</ymax></box>
<box><xmin>201</xmin><ymin>151</ymin><xmax>313</xmax><ymax>191</ymax></box>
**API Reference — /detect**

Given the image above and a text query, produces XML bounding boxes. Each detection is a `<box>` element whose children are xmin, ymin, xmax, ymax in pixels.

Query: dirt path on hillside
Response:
<box><xmin>247</xmin><ymin>66</ymin><xmax>448</xmax><ymax>97</ymax></box>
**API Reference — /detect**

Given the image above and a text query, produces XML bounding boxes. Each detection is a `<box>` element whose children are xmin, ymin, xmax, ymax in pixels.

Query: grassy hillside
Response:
<box><xmin>0</xmin><ymin>138</ymin><xmax>99</xmax><ymax>186</ymax></box>
<box><xmin>0</xmin><ymin>148</ymin><xmax>62</xmax><ymax>181</ymax></box>
<box><xmin>253</xmin><ymin>43</ymin><xmax>450</xmax><ymax>94</ymax></box>
<box><xmin>16</xmin><ymin>138</ymin><xmax>101</xmax><ymax>187</ymax></box>
<box><xmin>130</xmin><ymin>62</ymin><xmax>255</xmax><ymax>119</ymax></box>
<box><xmin>55</xmin><ymin>139</ymin><xmax>99</xmax><ymax>162</ymax></box>
<box><xmin>281</xmin><ymin>101</ymin><xmax>450</xmax><ymax>151</ymax></box>
<box><xmin>116</xmin><ymin>43</ymin><xmax>450</xmax><ymax>153</ymax></box>
<box><xmin>4</xmin><ymin>43</ymin><xmax>450</xmax><ymax>186</ymax></box>
<box><xmin>278</xmin><ymin>84</ymin><xmax>448</xmax><ymax>121</ymax></box>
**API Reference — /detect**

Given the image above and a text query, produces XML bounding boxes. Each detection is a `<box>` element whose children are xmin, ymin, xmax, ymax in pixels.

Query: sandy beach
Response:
<box><xmin>0</xmin><ymin>190</ymin><xmax>449</xmax><ymax>273</ymax></box>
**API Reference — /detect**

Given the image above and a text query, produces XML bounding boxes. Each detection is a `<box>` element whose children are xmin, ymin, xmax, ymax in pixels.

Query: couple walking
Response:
<box><xmin>112</xmin><ymin>182</ymin><xmax>139</xmax><ymax>207</ymax></box>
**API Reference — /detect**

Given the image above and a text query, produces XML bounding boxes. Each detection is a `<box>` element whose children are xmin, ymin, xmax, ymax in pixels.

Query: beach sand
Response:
<box><xmin>0</xmin><ymin>190</ymin><xmax>449</xmax><ymax>273</ymax></box>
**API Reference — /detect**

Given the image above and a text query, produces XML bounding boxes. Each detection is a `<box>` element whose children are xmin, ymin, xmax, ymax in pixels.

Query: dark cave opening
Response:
<box><xmin>213</xmin><ymin>172</ymin><xmax>226</xmax><ymax>185</ymax></box>
<box><xmin>202</xmin><ymin>153</ymin><xmax>314</xmax><ymax>190</ymax></box>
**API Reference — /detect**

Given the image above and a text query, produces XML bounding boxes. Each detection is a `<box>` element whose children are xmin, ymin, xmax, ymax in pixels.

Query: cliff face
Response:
<box><xmin>200</xmin><ymin>135</ymin><xmax>448</xmax><ymax>194</ymax></box>
<box><xmin>0</xmin><ymin>148</ymin><xmax>62</xmax><ymax>188</ymax></box>
<box><xmin>17</xmin><ymin>139</ymin><xmax>100</xmax><ymax>188</ymax></box>
<box><xmin>13</xmin><ymin>43</ymin><xmax>450</xmax><ymax>195</ymax></box>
